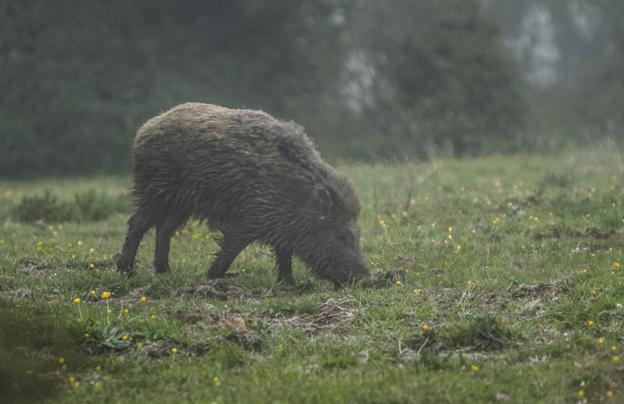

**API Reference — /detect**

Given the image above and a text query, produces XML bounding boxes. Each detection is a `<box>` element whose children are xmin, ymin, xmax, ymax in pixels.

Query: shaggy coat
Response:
<box><xmin>117</xmin><ymin>103</ymin><xmax>368</xmax><ymax>285</ymax></box>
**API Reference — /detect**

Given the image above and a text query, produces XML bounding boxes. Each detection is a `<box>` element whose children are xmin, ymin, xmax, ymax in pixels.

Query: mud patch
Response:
<box><xmin>174</xmin><ymin>279</ymin><xmax>249</xmax><ymax>300</ymax></box>
<box><xmin>268</xmin><ymin>298</ymin><xmax>357</xmax><ymax>334</ymax></box>
<box><xmin>18</xmin><ymin>257</ymin><xmax>53</xmax><ymax>274</ymax></box>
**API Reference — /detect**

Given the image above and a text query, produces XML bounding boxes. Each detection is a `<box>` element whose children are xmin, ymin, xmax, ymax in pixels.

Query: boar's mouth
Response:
<box><xmin>297</xmin><ymin>249</ymin><xmax>369</xmax><ymax>287</ymax></box>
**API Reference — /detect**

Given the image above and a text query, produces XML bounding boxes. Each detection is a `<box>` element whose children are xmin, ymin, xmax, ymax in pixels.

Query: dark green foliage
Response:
<box><xmin>0</xmin><ymin>0</ymin><xmax>528</xmax><ymax>176</ymax></box>
<box><xmin>12</xmin><ymin>189</ymin><xmax>128</xmax><ymax>223</ymax></box>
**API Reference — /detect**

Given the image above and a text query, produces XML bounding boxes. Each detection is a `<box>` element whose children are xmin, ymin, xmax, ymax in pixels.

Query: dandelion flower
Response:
<box><xmin>88</xmin><ymin>263</ymin><xmax>95</xmax><ymax>270</ymax></box>
<box><xmin>58</xmin><ymin>357</ymin><xmax>65</xmax><ymax>365</ymax></box>
<box><xmin>68</xmin><ymin>376</ymin><xmax>76</xmax><ymax>383</ymax></box>
<box><xmin>139</xmin><ymin>296</ymin><xmax>147</xmax><ymax>303</ymax></box>
<box><xmin>123</xmin><ymin>308</ymin><xmax>129</xmax><ymax>315</ymax></box>
<box><xmin>413</xmin><ymin>288</ymin><xmax>422</xmax><ymax>295</ymax></box>
<box><xmin>579</xmin><ymin>268</ymin><xmax>588</xmax><ymax>274</ymax></box>
<box><xmin>95</xmin><ymin>366</ymin><xmax>101</xmax><ymax>372</ymax></box>
<box><xmin>101</xmin><ymin>291</ymin><xmax>111</xmax><ymax>300</ymax></box>
<box><xmin>577</xmin><ymin>389</ymin><xmax>585</xmax><ymax>398</ymax></box>
<box><xmin>607</xmin><ymin>390</ymin><xmax>614</xmax><ymax>398</ymax></box>
<box><xmin>394</xmin><ymin>280</ymin><xmax>401</xmax><ymax>287</ymax></box>
<box><xmin>587</xmin><ymin>320</ymin><xmax>594</xmax><ymax>328</ymax></box>
<box><xmin>469</xmin><ymin>364</ymin><xmax>479</xmax><ymax>373</ymax></box>
<box><xmin>612</xmin><ymin>262</ymin><xmax>622</xmax><ymax>270</ymax></box>
<box><xmin>72</xmin><ymin>297</ymin><xmax>81</xmax><ymax>304</ymax></box>
<box><xmin>121</xmin><ymin>335</ymin><xmax>129</xmax><ymax>341</ymax></box>
<box><xmin>213</xmin><ymin>376</ymin><xmax>221</xmax><ymax>386</ymax></box>
<box><xmin>171</xmin><ymin>347</ymin><xmax>177</xmax><ymax>353</ymax></box>
<box><xmin>150</xmin><ymin>314</ymin><xmax>157</xmax><ymax>320</ymax></box>
<box><xmin>612</xmin><ymin>355</ymin><xmax>620</xmax><ymax>363</ymax></box>
<box><xmin>422</xmin><ymin>323</ymin><xmax>430</xmax><ymax>332</ymax></box>
<box><xmin>598</xmin><ymin>336</ymin><xmax>606</xmax><ymax>344</ymax></box>
<box><xmin>76</xmin><ymin>240</ymin><xmax>83</xmax><ymax>246</ymax></box>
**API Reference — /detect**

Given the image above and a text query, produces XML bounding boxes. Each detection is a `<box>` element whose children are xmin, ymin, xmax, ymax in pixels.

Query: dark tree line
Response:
<box><xmin>1</xmin><ymin>0</ymin><xmax>529</xmax><ymax>176</ymax></box>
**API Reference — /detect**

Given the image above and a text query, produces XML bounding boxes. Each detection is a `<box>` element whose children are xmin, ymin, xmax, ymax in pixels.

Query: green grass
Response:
<box><xmin>2</xmin><ymin>149</ymin><xmax>624</xmax><ymax>403</ymax></box>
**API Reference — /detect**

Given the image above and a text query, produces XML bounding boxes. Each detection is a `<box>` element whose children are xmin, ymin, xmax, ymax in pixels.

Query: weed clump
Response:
<box><xmin>445</xmin><ymin>312</ymin><xmax>514</xmax><ymax>351</ymax></box>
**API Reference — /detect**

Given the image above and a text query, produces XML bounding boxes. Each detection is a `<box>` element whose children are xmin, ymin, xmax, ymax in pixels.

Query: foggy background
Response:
<box><xmin>1</xmin><ymin>0</ymin><xmax>622</xmax><ymax>177</ymax></box>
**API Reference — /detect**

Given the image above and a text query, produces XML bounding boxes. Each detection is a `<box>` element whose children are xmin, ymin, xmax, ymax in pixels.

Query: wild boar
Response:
<box><xmin>117</xmin><ymin>103</ymin><xmax>368</xmax><ymax>286</ymax></box>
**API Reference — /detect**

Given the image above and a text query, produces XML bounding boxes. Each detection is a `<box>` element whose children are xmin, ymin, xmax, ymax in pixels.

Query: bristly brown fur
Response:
<box><xmin>117</xmin><ymin>102</ymin><xmax>368</xmax><ymax>286</ymax></box>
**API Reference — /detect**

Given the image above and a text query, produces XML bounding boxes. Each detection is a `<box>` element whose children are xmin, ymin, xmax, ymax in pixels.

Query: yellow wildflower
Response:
<box><xmin>612</xmin><ymin>262</ymin><xmax>622</xmax><ymax>270</ymax></box>
<box><xmin>150</xmin><ymin>314</ymin><xmax>157</xmax><ymax>320</ymax></box>
<box><xmin>171</xmin><ymin>347</ymin><xmax>177</xmax><ymax>353</ymax></box>
<box><xmin>598</xmin><ymin>336</ymin><xmax>606</xmax><ymax>344</ymax></box>
<box><xmin>612</xmin><ymin>355</ymin><xmax>621</xmax><ymax>363</ymax></box>
<box><xmin>469</xmin><ymin>364</ymin><xmax>479</xmax><ymax>373</ymax></box>
<box><xmin>101</xmin><ymin>291</ymin><xmax>111</xmax><ymax>300</ymax></box>
<box><xmin>139</xmin><ymin>295</ymin><xmax>147</xmax><ymax>303</ymax></box>
<box><xmin>586</xmin><ymin>320</ymin><xmax>594</xmax><ymax>328</ymax></box>
<box><xmin>607</xmin><ymin>390</ymin><xmax>614</xmax><ymax>398</ymax></box>
<box><xmin>422</xmin><ymin>323</ymin><xmax>430</xmax><ymax>332</ymax></box>
<box><xmin>72</xmin><ymin>297</ymin><xmax>81</xmax><ymax>304</ymax></box>
<box><xmin>213</xmin><ymin>376</ymin><xmax>221</xmax><ymax>386</ymax></box>
<box><xmin>121</xmin><ymin>335</ymin><xmax>129</xmax><ymax>341</ymax></box>
<box><xmin>394</xmin><ymin>279</ymin><xmax>401</xmax><ymax>287</ymax></box>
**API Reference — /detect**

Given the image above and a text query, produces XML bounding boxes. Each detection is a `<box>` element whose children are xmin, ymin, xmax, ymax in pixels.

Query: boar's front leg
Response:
<box><xmin>207</xmin><ymin>233</ymin><xmax>250</xmax><ymax>279</ymax></box>
<box><xmin>276</xmin><ymin>246</ymin><xmax>294</xmax><ymax>284</ymax></box>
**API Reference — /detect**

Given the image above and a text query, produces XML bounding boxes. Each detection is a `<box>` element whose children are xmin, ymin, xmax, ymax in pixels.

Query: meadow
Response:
<box><xmin>1</xmin><ymin>149</ymin><xmax>624</xmax><ymax>403</ymax></box>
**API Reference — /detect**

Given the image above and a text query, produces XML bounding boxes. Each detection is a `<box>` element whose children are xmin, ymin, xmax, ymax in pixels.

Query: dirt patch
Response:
<box><xmin>170</xmin><ymin>304</ymin><xmax>219</xmax><ymax>323</ymax></box>
<box><xmin>18</xmin><ymin>257</ymin><xmax>53</xmax><ymax>274</ymax></box>
<box><xmin>571</xmin><ymin>227</ymin><xmax>615</xmax><ymax>240</ymax></box>
<box><xmin>508</xmin><ymin>283</ymin><xmax>562</xmax><ymax>301</ymax></box>
<box><xmin>505</xmin><ymin>193</ymin><xmax>543</xmax><ymax>206</ymax></box>
<box><xmin>532</xmin><ymin>226</ymin><xmax>615</xmax><ymax>241</ymax></box>
<box><xmin>174</xmin><ymin>279</ymin><xmax>249</xmax><ymax>300</ymax></box>
<box><xmin>365</xmin><ymin>270</ymin><xmax>408</xmax><ymax>288</ymax></box>
<box><xmin>268</xmin><ymin>298</ymin><xmax>357</xmax><ymax>334</ymax></box>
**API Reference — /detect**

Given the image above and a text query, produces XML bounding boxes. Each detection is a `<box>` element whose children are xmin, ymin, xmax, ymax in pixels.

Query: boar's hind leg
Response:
<box><xmin>117</xmin><ymin>210</ymin><xmax>156</xmax><ymax>275</ymax></box>
<box><xmin>154</xmin><ymin>212</ymin><xmax>190</xmax><ymax>274</ymax></box>
<box><xmin>276</xmin><ymin>247</ymin><xmax>294</xmax><ymax>284</ymax></box>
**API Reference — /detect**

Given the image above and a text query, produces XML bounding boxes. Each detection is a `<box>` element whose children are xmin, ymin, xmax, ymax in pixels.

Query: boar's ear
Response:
<box><xmin>314</xmin><ymin>186</ymin><xmax>333</xmax><ymax>219</ymax></box>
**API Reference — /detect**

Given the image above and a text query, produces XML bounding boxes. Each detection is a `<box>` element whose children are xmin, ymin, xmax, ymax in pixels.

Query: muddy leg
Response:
<box><xmin>276</xmin><ymin>246</ymin><xmax>294</xmax><ymax>284</ymax></box>
<box><xmin>117</xmin><ymin>210</ymin><xmax>155</xmax><ymax>275</ymax></box>
<box><xmin>154</xmin><ymin>212</ymin><xmax>189</xmax><ymax>274</ymax></box>
<box><xmin>206</xmin><ymin>235</ymin><xmax>249</xmax><ymax>279</ymax></box>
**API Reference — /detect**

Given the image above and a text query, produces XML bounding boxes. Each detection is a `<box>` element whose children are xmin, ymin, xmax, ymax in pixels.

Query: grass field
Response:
<box><xmin>2</xmin><ymin>149</ymin><xmax>624</xmax><ymax>403</ymax></box>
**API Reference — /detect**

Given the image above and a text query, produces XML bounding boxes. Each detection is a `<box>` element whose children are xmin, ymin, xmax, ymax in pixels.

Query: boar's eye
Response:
<box><xmin>314</xmin><ymin>186</ymin><xmax>333</xmax><ymax>219</ymax></box>
<box><xmin>336</xmin><ymin>231</ymin><xmax>354</xmax><ymax>246</ymax></box>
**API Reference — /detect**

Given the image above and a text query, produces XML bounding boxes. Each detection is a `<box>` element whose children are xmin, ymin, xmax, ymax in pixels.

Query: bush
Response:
<box><xmin>12</xmin><ymin>190</ymin><xmax>129</xmax><ymax>223</ymax></box>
